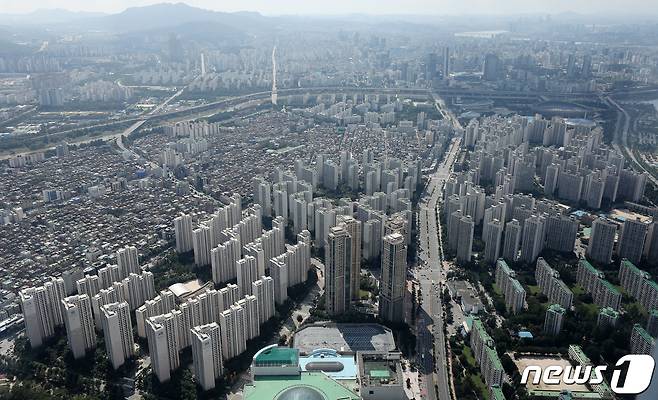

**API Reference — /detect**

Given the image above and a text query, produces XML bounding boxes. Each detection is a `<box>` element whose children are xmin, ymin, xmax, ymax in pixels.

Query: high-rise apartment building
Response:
<box><xmin>544</xmin><ymin>304</ymin><xmax>565</xmax><ymax>336</ymax></box>
<box><xmin>587</xmin><ymin>218</ymin><xmax>616</xmax><ymax>264</ymax></box>
<box><xmin>116</xmin><ymin>246</ymin><xmax>140</xmax><ymax>277</ymax></box>
<box><xmin>191</xmin><ymin>322</ymin><xmax>223</xmax><ymax>391</ymax></box>
<box><xmin>100</xmin><ymin>301</ymin><xmax>134</xmax><ymax>370</ymax></box>
<box><xmin>193</xmin><ymin>225</ymin><xmax>213</xmax><ymax>267</ymax></box>
<box><xmin>146</xmin><ymin>311</ymin><xmax>181</xmax><ymax>383</ymax></box>
<box><xmin>325</xmin><ymin>226</ymin><xmax>352</xmax><ymax>316</ymax></box>
<box><xmin>337</xmin><ymin>215</ymin><xmax>362</xmax><ymax>301</ymax></box>
<box><xmin>379</xmin><ymin>233</ymin><xmax>407</xmax><ymax>323</ymax></box>
<box><xmin>175</xmin><ymin>214</ymin><xmax>194</xmax><ymax>253</ymax></box>
<box><xmin>62</xmin><ymin>294</ymin><xmax>96</xmax><ymax>359</ymax></box>
<box><xmin>19</xmin><ymin>277</ymin><xmax>66</xmax><ymax>348</ymax></box>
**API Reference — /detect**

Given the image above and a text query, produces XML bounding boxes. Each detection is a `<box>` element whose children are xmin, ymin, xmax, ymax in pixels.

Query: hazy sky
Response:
<box><xmin>2</xmin><ymin>0</ymin><xmax>657</xmax><ymax>16</ymax></box>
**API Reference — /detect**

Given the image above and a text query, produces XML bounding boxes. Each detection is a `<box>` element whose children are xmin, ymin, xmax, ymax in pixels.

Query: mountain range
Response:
<box><xmin>0</xmin><ymin>3</ymin><xmax>270</xmax><ymax>34</ymax></box>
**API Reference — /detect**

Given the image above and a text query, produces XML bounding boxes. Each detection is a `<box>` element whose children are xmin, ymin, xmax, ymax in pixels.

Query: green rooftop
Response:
<box><xmin>599</xmin><ymin>307</ymin><xmax>619</xmax><ymax>318</ymax></box>
<box><xmin>491</xmin><ymin>386</ymin><xmax>505</xmax><ymax>400</ymax></box>
<box><xmin>254</xmin><ymin>346</ymin><xmax>299</xmax><ymax>367</ymax></box>
<box><xmin>548</xmin><ymin>304</ymin><xmax>566</xmax><ymax>314</ymax></box>
<box><xmin>369</xmin><ymin>369</ymin><xmax>390</xmax><ymax>379</ymax></box>
<box><xmin>621</xmin><ymin>258</ymin><xmax>644</xmax><ymax>275</ymax></box>
<box><xmin>568</xmin><ymin>345</ymin><xmax>592</xmax><ymax>365</ymax></box>
<box><xmin>497</xmin><ymin>259</ymin><xmax>513</xmax><ymax>274</ymax></box>
<box><xmin>511</xmin><ymin>278</ymin><xmax>525</xmax><ymax>293</ymax></box>
<box><xmin>579</xmin><ymin>259</ymin><xmax>602</xmax><ymax>276</ymax></box>
<box><xmin>485</xmin><ymin>345</ymin><xmax>503</xmax><ymax>371</ymax></box>
<box><xmin>473</xmin><ymin>318</ymin><xmax>493</xmax><ymax>343</ymax></box>
<box><xmin>599</xmin><ymin>279</ymin><xmax>621</xmax><ymax>295</ymax></box>
<box><xmin>633</xmin><ymin>324</ymin><xmax>656</xmax><ymax>344</ymax></box>
<box><xmin>245</xmin><ymin>372</ymin><xmax>360</xmax><ymax>400</ymax></box>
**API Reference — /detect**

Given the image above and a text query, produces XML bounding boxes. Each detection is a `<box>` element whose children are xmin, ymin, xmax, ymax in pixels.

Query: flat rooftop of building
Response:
<box><xmin>362</xmin><ymin>360</ymin><xmax>399</xmax><ymax>385</ymax></box>
<box><xmin>299</xmin><ymin>349</ymin><xmax>358</xmax><ymax>380</ymax></box>
<box><xmin>293</xmin><ymin>322</ymin><xmax>396</xmax><ymax>355</ymax></box>
<box><xmin>243</xmin><ymin>371</ymin><xmax>360</xmax><ymax>400</ymax></box>
<box><xmin>254</xmin><ymin>346</ymin><xmax>299</xmax><ymax>367</ymax></box>
<box><xmin>168</xmin><ymin>278</ymin><xmax>212</xmax><ymax>301</ymax></box>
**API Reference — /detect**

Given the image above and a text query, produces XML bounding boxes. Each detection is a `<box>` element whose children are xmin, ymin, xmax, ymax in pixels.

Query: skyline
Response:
<box><xmin>3</xmin><ymin>0</ymin><xmax>658</xmax><ymax>17</ymax></box>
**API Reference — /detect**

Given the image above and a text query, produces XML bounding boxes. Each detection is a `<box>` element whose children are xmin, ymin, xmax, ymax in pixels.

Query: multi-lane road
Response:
<box><xmin>415</xmin><ymin>94</ymin><xmax>462</xmax><ymax>400</ymax></box>
<box><xmin>606</xmin><ymin>95</ymin><xmax>658</xmax><ymax>187</ymax></box>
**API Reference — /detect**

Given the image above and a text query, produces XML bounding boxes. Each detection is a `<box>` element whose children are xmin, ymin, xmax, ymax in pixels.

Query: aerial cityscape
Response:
<box><xmin>1</xmin><ymin>1</ymin><xmax>658</xmax><ymax>399</ymax></box>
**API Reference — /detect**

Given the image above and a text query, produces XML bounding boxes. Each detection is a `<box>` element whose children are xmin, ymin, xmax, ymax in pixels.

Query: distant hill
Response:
<box><xmin>0</xmin><ymin>9</ymin><xmax>106</xmax><ymax>25</ymax></box>
<box><xmin>83</xmin><ymin>3</ymin><xmax>270</xmax><ymax>34</ymax></box>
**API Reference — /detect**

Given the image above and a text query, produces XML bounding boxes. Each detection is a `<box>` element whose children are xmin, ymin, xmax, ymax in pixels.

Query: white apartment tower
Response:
<box><xmin>20</xmin><ymin>278</ymin><xmax>66</xmax><ymax>348</ymax></box>
<box><xmin>587</xmin><ymin>218</ymin><xmax>617</xmax><ymax>265</ymax></box>
<box><xmin>146</xmin><ymin>312</ymin><xmax>181</xmax><ymax>383</ymax></box>
<box><xmin>193</xmin><ymin>225</ymin><xmax>213</xmax><ymax>267</ymax></box>
<box><xmin>236</xmin><ymin>255</ymin><xmax>259</xmax><ymax>297</ymax></box>
<box><xmin>191</xmin><ymin>323</ymin><xmax>223</xmax><ymax>391</ymax></box>
<box><xmin>175</xmin><ymin>214</ymin><xmax>194</xmax><ymax>253</ymax></box>
<box><xmin>100</xmin><ymin>301</ymin><xmax>135</xmax><ymax>370</ymax></box>
<box><xmin>325</xmin><ymin>226</ymin><xmax>352</xmax><ymax>316</ymax></box>
<box><xmin>62</xmin><ymin>294</ymin><xmax>97</xmax><ymax>359</ymax></box>
<box><xmin>379</xmin><ymin>233</ymin><xmax>407</xmax><ymax>323</ymax></box>
<box><xmin>116</xmin><ymin>246</ymin><xmax>140</xmax><ymax>277</ymax></box>
<box><xmin>252</xmin><ymin>277</ymin><xmax>275</xmax><ymax>324</ymax></box>
<box><xmin>337</xmin><ymin>215</ymin><xmax>362</xmax><ymax>301</ymax></box>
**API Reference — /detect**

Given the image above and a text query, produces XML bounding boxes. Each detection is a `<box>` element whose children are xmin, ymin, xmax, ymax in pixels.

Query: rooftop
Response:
<box><xmin>293</xmin><ymin>322</ymin><xmax>395</xmax><ymax>355</ymax></box>
<box><xmin>254</xmin><ymin>345</ymin><xmax>300</xmax><ymax>367</ymax></box>
<box><xmin>299</xmin><ymin>349</ymin><xmax>358</xmax><ymax>380</ymax></box>
<box><xmin>243</xmin><ymin>372</ymin><xmax>360</xmax><ymax>400</ymax></box>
